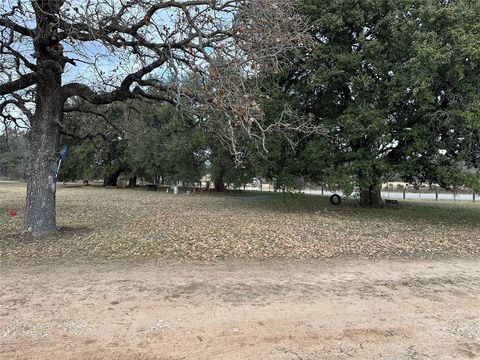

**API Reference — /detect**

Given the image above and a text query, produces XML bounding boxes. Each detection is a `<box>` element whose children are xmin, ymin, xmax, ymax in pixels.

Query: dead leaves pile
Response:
<box><xmin>1</xmin><ymin>183</ymin><xmax>480</xmax><ymax>263</ymax></box>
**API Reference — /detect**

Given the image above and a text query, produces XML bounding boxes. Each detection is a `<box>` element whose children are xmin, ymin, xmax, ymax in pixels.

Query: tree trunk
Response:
<box><xmin>24</xmin><ymin>97</ymin><xmax>61</xmax><ymax>236</ymax></box>
<box><xmin>359</xmin><ymin>185</ymin><xmax>384</xmax><ymax>207</ymax></box>
<box><xmin>214</xmin><ymin>174</ymin><xmax>225</xmax><ymax>192</ymax></box>
<box><xmin>103</xmin><ymin>169</ymin><xmax>122</xmax><ymax>187</ymax></box>
<box><xmin>23</xmin><ymin>0</ymin><xmax>65</xmax><ymax>236</ymax></box>
<box><xmin>128</xmin><ymin>175</ymin><xmax>137</xmax><ymax>188</ymax></box>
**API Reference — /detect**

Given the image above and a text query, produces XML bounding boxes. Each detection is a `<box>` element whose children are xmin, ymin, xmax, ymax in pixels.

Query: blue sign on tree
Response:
<box><xmin>59</xmin><ymin>144</ymin><xmax>69</xmax><ymax>161</ymax></box>
<box><xmin>53</xmin><ymin>144</ymin><xmax>69</xmax><ymax>183</ymax></box>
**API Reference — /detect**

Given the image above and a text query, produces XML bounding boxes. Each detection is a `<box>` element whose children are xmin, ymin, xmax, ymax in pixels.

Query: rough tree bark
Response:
<box><xmin>357</xmin><ymin>168</ymin><xmax>384</xmax><ymax>207</ymax></box>
<box><xmin>213</xmin><ymin>172</ymin><xmax>226</xmax><ymax>192</ymax></box>
<box><xmin>23</xmin><ymin>0</ymin><xmax>63</xmax><ymax>236</ymax></box>
<box><xmin>24</xmin><ymin>95</ymin><xmax>62</xmax><ymax>235</ymax></box>
<box><xmin>359</xmin><ymin>185</ymin><xmax>384</xmax><ymax>207</ymax></box>
<box><xmin>128</xmin><ymin>175</ymin><xmax>137</xmax><ymax>188</ymax></box>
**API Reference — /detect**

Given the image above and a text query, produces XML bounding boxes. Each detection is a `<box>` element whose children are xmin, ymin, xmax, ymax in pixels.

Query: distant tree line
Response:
<box><xmin>0</xmin><ymin>130</ymin><xmax>27</xmax><ymax>180</ymax></box>
<box><xmin>55</xmin><ymin>102</ymin><xmax>257</xmax><ymax>190</ymax></box>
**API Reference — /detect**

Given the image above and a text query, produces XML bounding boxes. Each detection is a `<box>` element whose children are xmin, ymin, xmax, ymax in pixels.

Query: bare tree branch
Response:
<box><xmin>0</xmin><ymin>73</ymin><xmax>37</xmax><ymax>96</ymax></box>
<box><xmin>0</xmin><ymin>18</ymin><xmax>35</xmax><ymax>37</ymax></box>
<box><xmin>1</xmin><ymin>0</ymin><xmax>316</xmax><ymax>154</ymax></box>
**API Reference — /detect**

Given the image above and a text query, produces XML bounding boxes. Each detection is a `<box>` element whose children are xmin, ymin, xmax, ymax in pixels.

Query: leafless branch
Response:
<box><xmin>1</xmin><ymin>0</ymin><xmax>319</xmax><ymax>157</ymax></box>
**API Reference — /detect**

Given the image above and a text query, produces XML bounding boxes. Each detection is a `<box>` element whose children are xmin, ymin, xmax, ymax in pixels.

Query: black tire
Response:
<box><xmin>330</xmin><ymin>194</ymin><xmax>341</xmax><ymax>206</ymax></box>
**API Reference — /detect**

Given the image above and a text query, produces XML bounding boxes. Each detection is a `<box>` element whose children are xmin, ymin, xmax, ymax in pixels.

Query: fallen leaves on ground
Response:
<box><xmin>1</xmin><ymin>182</ymin><xmax>479</xmax><ymax>263</ymax></box>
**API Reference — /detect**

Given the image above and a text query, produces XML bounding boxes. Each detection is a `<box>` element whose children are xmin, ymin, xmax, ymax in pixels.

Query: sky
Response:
<box><xmin>1</xmin><ymin>0</ymin><xmax>237</xmax><ymax>131</ymax></box>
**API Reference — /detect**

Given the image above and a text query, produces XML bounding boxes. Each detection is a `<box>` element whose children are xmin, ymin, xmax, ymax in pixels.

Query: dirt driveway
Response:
<box><xmin>1</xmin><ymin>259</ymin><xmax>479</xmax><ymax>359</ymax></box>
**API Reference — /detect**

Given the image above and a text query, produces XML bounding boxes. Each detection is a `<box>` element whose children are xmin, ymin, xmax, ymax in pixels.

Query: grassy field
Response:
<box><xmin>1</xmin><ymin>181</ymin><xmax>480</xmax><ymax>263</ymax></box>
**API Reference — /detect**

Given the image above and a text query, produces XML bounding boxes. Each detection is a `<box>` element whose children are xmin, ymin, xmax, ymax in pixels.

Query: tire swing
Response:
<box><xmin>329</xmin><ymin>194</ymin><xmax>342</xmax><ymax>206</ymax></box>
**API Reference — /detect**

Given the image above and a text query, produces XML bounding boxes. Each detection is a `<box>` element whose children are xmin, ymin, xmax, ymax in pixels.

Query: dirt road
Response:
<box><xmin>1</xmin><ymin>259</ymin><xmax>479</xmax><ymax>359</ymax></box>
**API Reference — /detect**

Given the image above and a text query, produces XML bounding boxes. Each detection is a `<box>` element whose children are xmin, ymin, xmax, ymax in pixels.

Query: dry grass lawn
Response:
<box><xmin>2</xmin><ymin>181</ymin><xmax>480</xmax><ymax>359</ymax></box>
<box><xmin>1</xmin><ymin>181</ymin><xmax>480</xmax><ymax>263</ymax></box>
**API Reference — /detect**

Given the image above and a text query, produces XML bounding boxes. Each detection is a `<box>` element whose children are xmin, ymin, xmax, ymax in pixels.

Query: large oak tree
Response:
<box><xmin>0</xmin><ymin>0</ymin><xmax>308</xmax><ymax>235</ymax></box>
<box><xmin>293</xmin><ymin>0</ymin><xmax>480</xmax><ymax>206</ymax></box>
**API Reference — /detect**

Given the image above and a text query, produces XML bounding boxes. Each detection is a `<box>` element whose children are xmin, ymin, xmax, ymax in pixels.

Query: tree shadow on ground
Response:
<box><xmin>235</xmin><ymin>192</ymin><xmax>480</xmax><ymax>228</ymax></box>
<box><xmin>0</xmin><ymin>226</ymin><xmax>93</xmax><ymax>245</ymax></box>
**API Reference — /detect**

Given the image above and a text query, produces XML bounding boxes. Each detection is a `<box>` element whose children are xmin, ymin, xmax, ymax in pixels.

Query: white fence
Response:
<box><xmin>241</xmin><ymin>184</ymin><xmax>477</xmax><ymax>203</ymax></box>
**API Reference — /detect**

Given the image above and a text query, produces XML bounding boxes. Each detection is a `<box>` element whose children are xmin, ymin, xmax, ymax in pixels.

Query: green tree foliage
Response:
<box><xmin>125</xmin><ymin>102</ymin><xmax>209</xmax><ymax>186</ymax></box>
<box><xmin>206</xmin><ymin>139</ymin><xmax>257</xmax><ymax>191</ymax></box>
<box><xmin>125</xmin><ymin>102</ymin><xmax>258</xmax><ymax>189</ymax></box>
<box><xmin>59</xmin><ymin>102</ymin><xmax>210</xmax><ymax>187</ymax></box>
<box><xmin>57</xmin><ymin>141</ymin><xmax>97</xmax><ymax>183</ymax></box>
<box><xmin>291</xmin><ymin>0</ymin><xmax>480</xmax><ymax>205</ymax></box>
<box><xmin>0</xmin><ymin>131</ymin><xmax>27</xmax><ymax>180</ymax></box>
